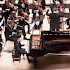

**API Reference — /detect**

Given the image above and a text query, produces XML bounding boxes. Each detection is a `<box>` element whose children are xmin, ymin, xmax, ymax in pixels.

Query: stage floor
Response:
<box><xmin>0</xmin><ymin>50</ymin><xmax>70</xmax><ymax>70</ymax></box>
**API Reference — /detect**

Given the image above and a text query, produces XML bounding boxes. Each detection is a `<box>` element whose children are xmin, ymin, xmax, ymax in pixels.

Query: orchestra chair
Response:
<box><xmin>12</xmin><ymin>49</ymin><xmax>21</xmax><ymax>62</ymax></box>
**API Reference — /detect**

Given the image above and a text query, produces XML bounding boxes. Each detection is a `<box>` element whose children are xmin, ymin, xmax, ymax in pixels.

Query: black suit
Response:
<box><xmin>5</xmin><ymin>24</ymin><xmax>20</xmax><ymax>41</ymax></box>
<box><xmin>2</xmin><ymin>4</ymin><xmax>14</xmax><ymax>24</ymax></box>
<box><xmin>14</xmin><ymin>41</ymin><xmax>26</xmax><ymax>54</ymax></box>
<box><xmin>18</xmin><ymin>19</ymin><xmax>30</xmax><ymax>33</ymax></box>
<box><xmin>14</xmin><ymin>41</ymin><xmax>30</xmax><ymax>62</ymax></box>
<box><xmin>48</xmin><ymin>13</ymin><xmax>61</xmax><ymax>31</ymax></box>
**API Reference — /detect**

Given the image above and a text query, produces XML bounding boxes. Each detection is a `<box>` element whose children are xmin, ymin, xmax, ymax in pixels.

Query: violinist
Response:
<box><xmin>18</xmin><ymin>0</ymin><xmax>30</xmax><ymax>14</ymax></box>
<box><xmin>8</xmin><ymin>11</ymin><xmax>26</xmax><ymax>39</ymax></box>
<box><xmin>18</xmin><ymin>9</ymin><xmax>30</xmax><ymax>35</ymax></box>
<box><xmin>5</xmin><ymin>20</ymin><xmax>20</xmax><ymax>41</ymax></box>
<box><xmin>32</xmin><ymin>0</ymin><xmax>45</xmax><ymax>29</ymax></box>
<box><xmin>2</xmin><ymin>0</ymin><xmax>17</xmax><ymax>24</ymax></box>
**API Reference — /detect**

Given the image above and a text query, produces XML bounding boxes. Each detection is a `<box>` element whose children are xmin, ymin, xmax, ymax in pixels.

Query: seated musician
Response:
<box><xmin>32</xmin><ymin>0</ymin><xmax>45</xmax><ymax>29</ymax></box>
<box><xmin>5</xmin><ymin>20</ymin><xmax>21</xmax><ymax>41</ymax></box>
<box><xmin>18</xmin><ymin>9</ymin><xmax>30</xmax><ymax>34</ymax></box>
<box><xmin>2</xmin><ymin>0</ymin><xmax>17</xmax><ymax>24</ymax></box>
<box><xmin>16</xmin><ymin>0</ymin><xmax>30</xmax><ymax>34</ymax></box>
<box><xmin>9</xmin><ymin>11</ymin><xmax>26</xmax><ymax>39</ymax></box>
<box><xmin>14</xmin><ymin>36</ymin><xmax>30</xmax><ymax>62</ymax></box>
<box><xmin>9</xmin><ymin>11</ymin><xmax>23</xmax><ymax>23</ymax></box>
<box><xmin>18</xmin><ymin>0</ymin><xmax>30</xmax><ymax>14</ymax></box>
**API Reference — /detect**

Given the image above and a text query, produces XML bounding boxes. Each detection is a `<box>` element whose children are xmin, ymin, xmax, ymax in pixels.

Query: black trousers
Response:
<box><xmin>6</xmin><ymin>34</ymin><xmax>21</xmax><ymax>42</ymax></box>
<box><xmin>14</xmin><ymin>48</ymin><xmax>30</xmax><ymax>62</ymax></box>
<box><xmin>34</xmin><ymin>20</ymin><xmax>43</xmax><ymax>29</ymax></box>
<box><xmin>19</xmin><ymin>19</ymin><xmax>30</xmax><ymax>33</ymax></box>
<box><xmin>50</xmin><ymin>23</ymin><xmax>60</xmax><ymax>31</ymax></box>
<box><xmin>16</xmin><ymin>25</ymin><xmax>26</xmax><ymax>38</ymax></box>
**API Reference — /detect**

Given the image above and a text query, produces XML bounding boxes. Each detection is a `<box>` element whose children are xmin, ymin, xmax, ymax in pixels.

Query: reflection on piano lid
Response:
<box><xmin>41</xmin><ymin>31</ymin><xmax>70</xmax><ymax>35</ymax></box>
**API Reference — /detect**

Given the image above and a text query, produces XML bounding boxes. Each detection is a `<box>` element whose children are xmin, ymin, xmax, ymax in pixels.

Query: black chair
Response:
<box><xmin>12</xmin><ymin>49</ymin><xmax>21</xmax><ymax>62</ymax></box>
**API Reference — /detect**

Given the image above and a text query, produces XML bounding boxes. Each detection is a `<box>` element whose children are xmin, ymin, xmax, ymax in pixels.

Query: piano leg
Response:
<box><xmin>34</xmin><ymin>57</ymin><xmax>37</xmax><ymax>66</ymax></box>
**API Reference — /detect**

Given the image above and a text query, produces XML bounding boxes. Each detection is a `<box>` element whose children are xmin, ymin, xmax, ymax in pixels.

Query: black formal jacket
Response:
<box><xmin>2</xmin><ymin>4</ymin><xmax>14</xmax><ymax>23</ymax></box>
<box><xmin>5</xmin><ymin>24</ymin><xmax>18</xmax><ymax>40</ymax></box>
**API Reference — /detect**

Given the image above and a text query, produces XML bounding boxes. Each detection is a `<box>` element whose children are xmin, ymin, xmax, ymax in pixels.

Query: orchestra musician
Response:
<box><xmin>8</xmin><ymin>10</ymin><xmax>23</xmax><ymax>23</ymax></box>
<box><xmin>16</xmin><ymin>0</ymin><xmax>30</xmax><ymax>35</ymax></box>
<box><xmin>32</xmin><ymin>0</ymin><xmax>45</xmax><ymax>29</ymax></box>
<box><xmin>18</xmin><ymin>9</ymin><xmax>30</xmax><ymax>35</ymax></box>
<box><xmin>5</xmin><ymin>20</ymin><xmax>20</xmax><ymax>41</ymax></box>
<box><xmin>18</xmin><ymin>0</ymin><xmax>30</xmax><ymax>14</ymax></box>
<box><xmin>2</xmin><ymin>0</ymin><xmax>18</xmax><ymax>24</ymax></box>
<box><xmin>14</xmin><ymin>36</ymin><xmax>31</xmax><ymax>63</ymax></box>
<box><xmin>8</xmin><ymin>11</ymin><xmax>27</xmax><ymax>39</ymax></box>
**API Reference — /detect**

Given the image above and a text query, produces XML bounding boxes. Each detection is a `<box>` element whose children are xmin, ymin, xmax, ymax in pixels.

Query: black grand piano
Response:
<box><xmin>41</xmin><ymin>31</ymin><xmax>70</xmax><ymax>53</ymax></box>
<box><xmin>28</xmin><ymin>31</ymin><xmax>70</xmax><ymax>63</ymax></box>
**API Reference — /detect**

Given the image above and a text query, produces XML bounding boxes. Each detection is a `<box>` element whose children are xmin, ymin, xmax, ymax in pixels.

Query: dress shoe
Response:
<box><xmin>24</xmin><ymin>37</ymin><xmax>27</xmax><ymax>40</ymax></box>
<box><xmin>66</xmin><ymin>26</ymin><xmax>70</xmax><ymax>29</ymax></box>
<box><xmin>27</xmin><ymin>32</ymin><xmax>30</xmax><ymax>34</ymax></box>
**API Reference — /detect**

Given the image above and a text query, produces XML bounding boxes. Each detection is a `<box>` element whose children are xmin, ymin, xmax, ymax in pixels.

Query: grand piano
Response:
<box><xmin>29</xmin><ymin>30</ymin><xmax>70</xmax><ymax>63</ymax></box>
<box><xmin>41</xmin><ymin>31</ymin><xmax>70</xmax><ymax>53</ymax></box>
